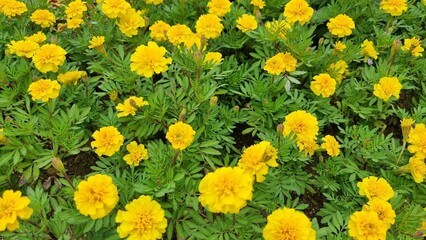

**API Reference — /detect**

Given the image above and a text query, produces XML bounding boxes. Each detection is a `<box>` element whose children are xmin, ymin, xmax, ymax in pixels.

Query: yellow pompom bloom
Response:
<box><xmin>265</xmin><ymin>20</ymin><xmax>291</xmax><ymax>40</ymax></box>
<box><xmin>264</xmin><ymin>52</ymin><xmax>297</xmax><ymax>75</ymax></box>
<box><xmin>116</xmin><ymin>96</ymin><xmax>149</xmax><ymax>117</ymax></box>
<box><xmin>116</xmin><ymin>8</ymin><xmax>145</xmax><ymax>38</ymax></box>
<box><xmin>66</xmin><ymin>18</ymin><xmax>84</xmax><ymax>29</ymax></box>
<box><xmin>195</xmin><ymin>14</ymin><xmax>224</xmax><ymax>39</ymax></box>
<box><xmin>380</xmin><ymin>0</ymin><xmax>407</xmax><ymax>16</ymax></box>
<box><xmin>25</xmin><ymin>31</ymin><xmax>46</xmax><ymax>44</ymax></box>
<box><xmin>7</xmin><ymin>40</ymin><xmax>39</xmax><ymax>58</ymax></box>
<box><xmin>321</xmin><ymin>135</ymin><xmax>340</xmax><ymax>157</ymax></box>
<box><xmin>101</xmin><ymin>0</ymin><xmax>131</xmax><ymax>18</ymax></box>
<box><xmin>116</xmin><ymin>195</ymin><xmax>167</xmax><ymax>239</ymax></box>
<box><xmin>238</xmin><ymin>141</ymin><xmax>278</xmax><ymax>182</ymax></box>
<box><xmin>91</xmin><ymin>126</ymin><xmax>124</xmax><ymax>157</ymax></box>
<box><xmin>236</xmin><ymin>14</ymin><xmax>258</xmax><ymax>33</ymax></box>
<box><xmin>283</xmin><ymin>0</ymin><xmax>314</xmax><ymax>25</ymax></box>
<box><xmin>207</xmin><ymin>0</ymin><xmax>231</xmax><ymax>17</ymax></box>
<box><xmin>165</xmin><ymin>121</ymin><xmax>195</xmax><ymax>150</ymax></box>
<box><xmin>65</xmin><ymin>0</ymin><xmax>87</xmax><ymax>19</ymax></box>
<box><xmin>88</xmin><ymin>36</ymin><xmax>105</xmax><ymax>49</ymax></box>
<box><xmin>0</xmin><ymin>190</ymin><xmax>33</xmax><ymax>232</ymax></box>
<box><xmin>310</xmin><ymin>73</ymin><xmax>336</xmax><ymax>98</ymax></box>
<box><xmin>130</xmin><ymin>41</ymin><xmax>172</xmax><ymax>78</ymax></box>
<box><xmin>30</xmin><ymin>9</ymin><xmax>56</xmax><ymax>28</ymax></box>
<box><xmin>361</xmin><ymin>39</ymin><xmax>379</xmax><ymax>60</ymax></box>
<box><xmin>327</xmin><ymin>60</ymin><xmax>348</xmax><ymax>83</ymax></box>
<box><xmin>327</xmin><ymin>14</ymin><xmax>355</xmax><ymax>38</ymax></box>
<box><xmin>74</xmin><ymin>174</ymin><xmax>119</xmax><ymax>220</ymax></box>
<box><xmin>407</xmin><ymin>124</ymin><xmax>426</xmax><ymax>157</ymax></box>
<box><xmin>357</xmin><ymin>176</ymin><xmax>394</xmax><ymax>201</ymax></box>
<box><xmin>183</xmin><ymin>33</ymin><xmax>203</xmax><ymax>50</ymax></box>
<box><xmin>199</xmin><ymin>167</ymin><xmax>254</xmax><ymax>214</ymax></box>
<box><xmin>362</xmin><ymin>198</ymin><xmax>396</xmax><ymax>228</ymax></box>
<box><xmin>263</xmin><ymin>207</ymin><xmax>316</xmax><ymax>240</ymax></box>
<box><xmin>250</xmin><ymin>0</ymin><xmax>265</xmax><ymax>9</ymax></box>
<box><xmin>1</xmin><ymin>0</ymin><xmax>27</xmax><ymax>18</ymax></box>
<box><xmin>57</xmin><ymin>70</ymin><xmax>87</xmax><ymax>85</ymax></box>
<box><xmin>149</xmin><ymin>20</ymin><xmax>171</xmax><ymax>41</ymax></box>
<box><xmin>146</xmin><ymin>0</ymin><xmax>164</xmax><ymax>4</ymax></box>
<box><xmin>348</xmin><ymin>210</ymin><xmax>389</xmax><ymax>240</ymax></box>
<box><xmin>32</xmin><ymin>44</ymin><xmax>67</xmax><ymax>73</ymax></box>
<box><xmin>28</xmin><ymin>79</ymin><xmax>61</xmax><ymax>102</ymax></box>
<box><xmin>296</xmin><ymin>136</ymin><xmax>319</xmax><ymax>157</ymax></box>
<box><xmin>333</xmin><ymin>41</ymin><xmax>346</xmax><ymax>52</ymax></box>
<box><xmin>401</xmin><ymin>37</ymin><xmax>424</xmax><ymax>57</ymax></box>
<box><xmin>123</xmin><ymin>141</ymin><xmax>148</xmax><ymax>166</ymax></box>
<box><xmin>204</xmin><ymin>52</ymin><xmax>223</xmax><ymax>65</ymax></box>
<box><xmin>373</xmin><ymin>76</ymin><xmax>402</xmax><ymax>102</ymax></box>
<box><xmin>0</xmin><ymin>129</ymin><xmax>8</xmax><ymax>145</ymax></box>
<box><xmin>167</xmin><ymin>24</ymin><xmax>193</xmax><ymax>46</ymax></box>
<box><xmin>283</xmin><ymin>110</ymin><xmax>319</xmax><ymax>140</ymax></box>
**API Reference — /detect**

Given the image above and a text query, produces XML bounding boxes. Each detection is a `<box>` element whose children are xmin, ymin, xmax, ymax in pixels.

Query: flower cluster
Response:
<box><xmin>101</xmin><ymin>0</ymin><xmax>145</xmax><ymax>37</ymax></box>
<box><xmin>65</xmin><ymin>0</ymin><xmax>87</xmax><ymax>29</ymax></box>
<box><xmin>238</xmin><ymin>141</ymin><xmax>278</xmax><ymax>182</ymax></box>
<box><xmin>283</xmin><ymin>110</ymin><xmax>319</xmax><ymax>156</ymax></box>
<box><xmin>264</xmin><ymin>52</ymin><xmax>297</xmax><ymax>75</ymax></box>
<box><xmin>0</xmin><ymin>190</ymin><xmax>33</xmax><ymax>232</ymax></box>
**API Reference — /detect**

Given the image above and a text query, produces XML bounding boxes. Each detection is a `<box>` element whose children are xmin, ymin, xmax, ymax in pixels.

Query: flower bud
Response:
<box><xmin>210</xmin><ymin>96</ymin><xmax>218</xmax><ymax>107</ymax></box>
<box><xmin>109</xmin><ymin>91</ymin><xmax>119</xmax><ymax>102</ymax></box>
<box><xmin>277</xmin><ymin>123</ymin><xmax>284</xmax><ymax>135</ymax></box>
<box><xmin>52</xmin><ymin>157</ymin><xmax>65</xmax><ymax>173</ymax></box>
<box><xmin>400</xmin><ymin>118</ymin><xmax>414</xmax><ymax>141</ymax></box>
<box><xmin>179</xmin><ymin>106</ymin><xmax>187</xmax><ymax>121</ymax></box>
<box><xmin>194</xmin><ymin>51</ymin><xmax>203</xmax><ymax>65</ymax></box>
<box><xmin>233</xmin><ymin>106</ymin><xmax>240</xmax><ymax>112</ymax></box>
<box><xmin>50</xmin><ymin>36</ymin><xmax>57</xmax><ymax>44</ymax></box>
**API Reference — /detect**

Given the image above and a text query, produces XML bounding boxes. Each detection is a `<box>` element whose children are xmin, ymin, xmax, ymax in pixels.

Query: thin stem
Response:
<box><xmin>170</xmin><ymin>150</ymin><xmax>181</xmax><ymax>166</ymax></box>
<box><xmin>396</xmin><ymin>140</ymin><xmax>406</xmax><ymax>166</ymax></box>
<box><xmin>63</xmin><ymin>172</ymin><xmax>76</xmax><ymax>191</ymax></box>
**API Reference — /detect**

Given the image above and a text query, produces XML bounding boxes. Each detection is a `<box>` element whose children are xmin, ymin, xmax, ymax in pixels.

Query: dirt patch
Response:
<box><xmin>63</xmin><ymin>151</ymin><xmax>98</xmax><ymax>176</ymax></box>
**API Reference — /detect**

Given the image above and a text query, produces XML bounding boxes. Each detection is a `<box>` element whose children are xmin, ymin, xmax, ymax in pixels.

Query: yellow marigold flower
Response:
<box><xmin>195</xmin><ymin>14</ymin><xmax>223</xmax><ymax>39</ymax></box>
<box><xmin>236</xmin><ymin>14</ymin><xmax>258</xmax><ymax>33</ymax></box>
<box><xmin>145</xmin><ymin>0</ymin><xmax>164</xmax><ymax>4</ymax></box>
<box><xmin>167</xmin><ymin>24</ymin><xmax>193</xmax><ymax>46</ymax></box>
<box><xmin>184</xmin><ymin>33</ymin><xmax>203</xmax><ymax>50</ymax></box>
<box><xmin>74</xmin><ymin>174</ymin><xmax>119</xmax><ymax>220</ymax></box>
<box><xmin>283</xmin><ymin>0</ymin><xmax>314</xmax><ymax>25</ymax></box>
<box><xmin>116</xmin><ymin>8</ymin><xmax>145</xmax><ymax>38</ymax></box>
<box><xmin>32</xmin><ymin>44</ymin><xmax>67</xmax><ymax>73</ymax></box>
<box><xmin>204</xmin><ymin>52</ymin><xmax>223</xmax><ymax>65</ymax></box>
<box><xmin>362</xmin><ymin>198</ymin><xmax>396</xmax><ymax>228</ymax></box>
<box><xmin>401</xmin><ymin>37</ymin><xmax>424</xmax><ymax>57</ymax></box>
<box><xmin>296</xmin><ymin>136</ymin><xmax>319</xmax><ymax>156</ymax></box>
<box><xmin>30</xmin><ymin>9</ymin><xmax>56</xmax><ymax>28</ymax></box>
<box><xmin>7</xmin><ymin>40</ymin><xmax>39</xmax><ymax>58</ymax></box>
<box><xmin>101</xmin><ymin>0</ymin><xmax>131</xmax><ymax>18</ymax></box>
<box><xmin>238</xmin><ymin>141</ymin><xmax>278</xmax><ymax>182</ymax></box>
<box><xmin>0</xmin><ymin>129</ymin><xmax>8</xmax><ymax>145</ymax></box>
<box><xmin>57</xmin><ymin>70</ymin><xmax>87</xmax><ymax>85</ymax></box>
<box><xmin>310</xmin><ymin>73</ymin><xmax>336</xmax><ymax>98</ymax></box>
<box><xmin>0</xmin><ymin>190</ymin><xmax>33</xmax><ymax>232</ymax></box>
<box><xmin>327</xmin><ymin>14</ymin><xmax>355</xmax><ymax>38</ymax></box>
<box><xmin>130</xmin><ymin>41</ymin><xmax>172</xmax><ymax>78</ymax></box>
<box><xmin>361</xmin><ymin>39</ymin><xmax>379</xmax><ymax>60</ymax></box>
<box><xmin>321</xmin><ymin>135</ymin><xmax>340</xmax><ymax>157</ymax></box>
<box><xmin>207</xmin><ymin>0</ymin><xmax>231</xmax><ymax>17</ymax></box>
<box><xmin>1</xmin><ymin>0</ymin><xmax>27</xmax><ymax>18</ymax></box>
<box><xmin>65</xmin><ymin>0</ymin><xmax>87</xmax><ymax>19</ymax></box>
<box><xmin>165</xmin><ymin>121</ymin><xmax>195</xmax><ymax>150</ymax></box>
<box><xmin>116</xmin><ymin>195</ymin><xmax>167</xmax><ymax>239</ymax></box>
<box><xmin>283</xmin><ymin>110</ymin><xmax>319</xmax><ymax>140</ymax></box>
<box><xmin>400</xmin><ymin>118</ymin><xmax>414</xmax><ymax>141</ymax></box>
<box><xmin>123</xmin><ymin>141</ymin><xmax>148</xmax><ymax>166</ymax></box>
<box><xmin>88</xmin><ymin>36</ymin><xmax>105</xmax><ymax>49</ymax></box>
<box><xmin>265</xmin><ymin>20</ymin><xmax>291</xmax><ymax>40</ymax></box>
<box><xmin>327</xmin><ymin>60</ymin><xmax>348</xmax><ymax>83</ymax></box>
<box><xmin>348</xmin><ymin>210</ymin><xmax>389</xmax><ymax>240</ymax></box>
<box><xmin>380</xmin><ymin>0</ymin><xmax>407</xmax><ymax>16</ymax></box>
<box><xmin>250</xmin><ymin>0</ymin><xmax>265</xmax><ymax>9</ymax></box>
<box><xmin>263</xmin><ymin>207</ymin><xmax>316</xmax><ymax>240</ymax></box>
<box><xmin>407</xmin><ymin>124</ymin><xmax>426</xmax><ymax>157</ymax></box>
<box><xmin>333</xmin><ymin>41</ymin><xmax>346</xmax><ymax>52</ymax></box>
<box><xmin>149</xmin><ymin>20</ymin><xmax>170</xmax><ymax>41</ymax></box>
<box><xmin>357</xmin><ymin>176</ymin><xmax>394</xmax><ymax>201</ymax></box>
<box><xmin>28</xmin><ymin>79</ymin><xmax>61</xmax><ymax>102</ymax></box>
<box><xmin>373</xmin><ymin>76</ymin><xmax>402</xmax><ymax>102</ymax></box>
<box><xmin>25</xmin><ymin>31</ymin><xmax>46</xmax><ymax>44</ymax></box>
<box><xmin>66</xmin><ymin>18</ymin><xmax>84</xmax><ymax>29</ymax></box>
<box><xmin>91</xmin><ymin>126</ymin><xmax>124</xmax><ymax>157</ymax></box>
<box><xmin>264</xmin><ymin>52</ymin><xmax>297</xmax><ymax>75</ymax></box>
<box><xmin>199</xmin><ymin>167</ymin><xmax>253</xmax><ymax>214</ymax></box>
<box><xmin>116</xmin><ymin>96</ymin><xmax>149</xmax><ymax>117</ymax></box>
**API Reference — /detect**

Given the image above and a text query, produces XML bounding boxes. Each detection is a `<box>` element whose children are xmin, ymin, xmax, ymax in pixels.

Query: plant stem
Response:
<box><xmin>396</xmin><ymin>140</ymin><xmax>406</xmax><ymax>166</ymax></box>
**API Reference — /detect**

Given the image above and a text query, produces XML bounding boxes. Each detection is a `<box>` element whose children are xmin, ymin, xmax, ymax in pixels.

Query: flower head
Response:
<box><xmin>116</xmin><ymin>195</ymin><xmax>167</xmax><ymax>239</ymax></box>
<box><xmin>357</xmin><ymin>176</ymin><xmax>394</xmax><ymax>201</ymax></box>
<box><xmin>30</xmin><ymin>9</ymin><xmax>56</xmax><ymax>28</ymax></box>
<box><xmin>283</xmin><ymin>0</ymin><xmax>314</xmax><ymax>25</ymax></box>
<box><xmin>89</xmin><ymin>36</ymin><xmax>105</xmax><ymax>49</ymax></box>
<box><xmin>65</xmin><ymin>0</ymin><xmax>87</xmax><ymax>19</ymax></box>
<box><xmin>58</xmin><ymin>70</ymin><xmax>86</xmax><ymax>85</ymax></box>
<box><xmin>165</xmin><ymin>122</ymin><xmax>195</xmax><ymax>150</ymax></box>
<box><xmin>250</xmin><ymin>0</ymin><xmax>265</xmax><ymax>9</ymax></box>
<box><xmin>204</xmin><ymin>52</ymin><xmax>223</xmax><ymax>65</ymax></box>
<box><xmin>373</xmin><ymin>76</ymin><xmax>402</xmax><ymax>102</ymax></box>
<box><xmin>0</xmin><ymin>190</ymin><xmax>33</xmax><ymax>232</ymax></box>
<box><xmin>310</xmin><ymin>73</ymin><xmax>336</xmax><ymax>98</ymax></box>
<box><xmin>407</xmin><ymin>124</ymin><xmax>426</xmax><ymax>157</ymax></box>
<box><xmin>66</xmin><ymin>18</ymin><xmax>84</xmax><ymax>29</ymax></box>
<box><xmin>116</xmin><ymin>96</ymin><xmax>149</xmax><ymax>117</ymax></box>
<box><xmin>149</xmin><ymin>20</ymin><xmax>171</xmax><ymax>41</ymax></box>
<box><xmin>25</xmin><ymin>31</ymin><xmax>46</xmax><ymax>44</ymax></box>
<box><xmin>296</xmin><ymin>136</ymin><xmax>319</xmax><ymax>156</ymax></box>
<box><xmin>123</xmin><ymin>141</ymin><xmax>148</xmax><ymax>166</ymax></box>
<box><xmin>116</xmin><ymin>8</ymin><xmax>145</xmax><ymax>38</ymax></box>
<box><xmin>361</xmin><ymin>39</ymin><xmax>379</xmax><ymax>60</ymax></box>
<box><xmin>238</xmin><ymin>141</ymin><xmax>278</xmax><ymax>182</ymax></box>
<box><xmin>236</xmin><ymin>14</ymin><xmax>258</xmax><ymax>33</ymax></box>
<box><xmin>333</xmin><ymin>41</ymin><xmax>346</xmax><ymax>52</ymax></box>
<box><xmin>0</xmin><ymin>129</ymin><xmax>8</xmax><ymax>145</ymax></box>
<box><xmin>348</xmin><ymin>210</ymin><xmax>389</xmax><ymax>240</ymax></box>
<box><xmin>321</xmin><ymin>135</ymin><xmax>340</xmax><ymax>157</ymax></box>
<box><xmin>363</xmin><ymin>198</ymin><xmax>396</xmax><ymax>228</ymax></box>
<box><xmin>207</xmin><ymin>0</ymin><xmax>231</xmax><ymax>17</ymax></box>
<box><xmin>7</xmin><ymin>40</ymin><xmax>39</xmax><ymax>58</ymax></box>
<box><xmin>130</xmin><ymin>41</ymin><xmax>172</xmax><ymax>78</ymax></box>
<box><xmin>327</xmin><ymin>60</ymin><xmax>348</xmax><ymax>83</ymax></box>
<box><xmin>74</xmin><ymin>174</ymin><xmax>119</xmax><ymax>219</ymax></box>
<box><xmin>195</xmin><ymin>14</ymin><xmax>224</xmax><ymax>39</ymax></box>
<box><xmin>400</xmin><ymin>118</ymin><xmax>414</xmax><ymax>141</ymax></box>
<box><xmin>380</xmin><ymin>0</ymin><xmax>407</xmax><ymax>16</ymax></box>
<box><xmin>91</xmin><ymin>126</ymin><xmax>124</xmax><ymax>156</ymax></box>
<box><xmin>263</xmin><ymin>207</ymin><xmax>316</xmax><ymax>240</ymax></box>
<box><xmin>101</xmin><ymin>0</ymin><xmax>131</xmax><ymax>18</ymax></box>
<box><xmin>283</xmin><ymin>110</ymin><xmax>319</xmax><ymax>140</ymax></box>
<box><xmin>166</xmin><ymin>24</ymin><xmax>193</xmax><ymax>45</ymax></box>
<box><xmin>28</xmin><ymin>79</ymin><xmax>61</xmax><ymax>102</ymax></box>
<box><xmin>1</xmin><ymin>0</ymin><xmax>27</xmax><ymax>18</ymax></box>
<box><xmin>327</xmin><ymin>14</ymin><xmax>355</xmax><ymax>38</ymax></box>
<box><xmin>401</xmin><ymin>37</ymin><xmax>424</xmax><ymax>57</ymax></box>
<box><xmin>264</xmin><ymin>52</ymin><xmax>297</xmax><ymax>75</ymax></box>
<box><xmin>198</xmin><ymin>167</ymin><xmax>254</xmax><ymax>213</ymax></box>
<box><xmin>32</xmin><ymin>44</ymin><xmax>67</xmax><ymax>73</ymax></box>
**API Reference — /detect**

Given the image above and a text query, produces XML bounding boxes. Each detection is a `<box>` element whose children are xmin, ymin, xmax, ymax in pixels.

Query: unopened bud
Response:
<box><xmin>400</xmin><ymin>118</ymin><xmax>414</xmax><ymax>141</ymax></box>
<box><xmin>109</xmin><ymin>91</ymin><xmax>118</xmax><ymax>102</ymax></box>
<box><xmin>233</xmin><ymin>106</ymin><xmax>239</xmax><ymax>112</ymax></box>
<box><xmin>179</xmin><ymin>106</ymin><xmax>187</xmax><ymax>121</ymax></box>
<box><xmin>50</xmin><ymin>36</ymin><xmax>57</xmax><ymax>44</ymax></box>
<box><xmin>390</xmin><ymin>40</ymin><xmax>402</xmax><ymax>59</ymax></box>
<box><xmin>194</xmin><ymin>51</ymin><xmax>203</xmax><ymax>65</ymax></box>
<box><xmin>318</xmin><ymin>37</ymin><xmax>324</xmax><ymax>47</ymax></box>
<box><xmin>277</xmin><ymin>123</ymin><xmax>284</xmax><ymax>135</ymax></box>
<box><xmin>52</xmin><ymin>157</ymin><xmax>65</xmax><ymax>173</ymax></box>
<box><xmin>210</xmin><ymin>96</ymin><xmax>218</xmax><ymax>107</ymax></box>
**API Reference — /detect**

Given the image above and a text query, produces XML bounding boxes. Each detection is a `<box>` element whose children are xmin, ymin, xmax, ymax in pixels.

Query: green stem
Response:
<box><xmin>396</xmin><ymin>140</ymin><xmax>406</xmax><ymax>166</ymax></box>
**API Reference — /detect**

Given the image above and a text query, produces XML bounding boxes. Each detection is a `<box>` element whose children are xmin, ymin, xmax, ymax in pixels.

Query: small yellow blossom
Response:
<box><xmin>1</xmin><ymin>0</ymin><xmax>27</xmax><ymax>18</ymax></box>
<box><xmin>403</xmin><ymin>155</ymin><xmax>426</xmax><ymax>183</ymax></box>
<box><xmin>407</xmin><ymin>124</ymin><xmax>426</xmax><ymax>157</ymax></box>
<box><xmin>264</xmin><ymin>52</ymin><xmax>297</xmax><ymax>75</ymax></box>
<box><xmin>195</xmin><ymin>14</ymin><xmax>224</xmax><ymax>39</ymax></box>
<box><xmin>348</xmin><ymin>210</ymin><xmax>389</xmax><ymax>240</ymax></box>
<box><xmin>310</xmin><ymin>73</ymin><xmax>336</xmax><ymax>98</ymax></box>
<box><xmin>123</xmin><ymin>141</ymin><xmax>149</xmax><ymax>166</ymax></box>
<box><xmin>149</xmin><ymin>20</ymin><xmax>171</xmax><ymax>41</ymax></box>
<box><xmin>333</xmin><ymin>41</ymin><xmax>346</xmax><ymax>52</ymax></box>
<box><xmin>296</xmin><ymin>136</ymin><xmax>319</xmax><ymax>156</ymax></box>
<box><xmin>28</xmin><ymin>79</ymin><xmax>61</xmax><ymax>102</ymax></box>
<box><xmin>0</xmin><ymin>190</ymin><xmax>33</xmax><ymax>232</ymax></box>
<box><xmin>145</xmin><ymin>0</ymin><xmax>164</xmax><ymax>4</ymax></box>
<box><xmin>238</xmin><ymin>141</ymin><xmax>278</xmax><ymax>182</ymax></box>
<box><xmin>101</xmin><ymin>0</ymin><xmax>131</xmax><ymax>18</ymax></box>
<box><xmin>24</xmin><ymin>31</ymin><xmax>46</xmax><ymax>44</ymax></box>
<box><xmin>165</xmin><ymin>122</ymin><xmax>196</xmax><ymax>150</ymax></box>
<box><xmin>236</xmin><ymin>14</ymin><xmax>258</xmax><ymax>33</ymax></box>
<box><xmin>32</xmin><ymin>44</ymin><xmax>67</xmax><ymax>73</ymax></box>
<box><xmin>166</xmin><ymin>24</ymin><xmax>193</xmax><ymax>45</ymax></box>
<box><xmin>283</xmin><ymin>110</ymin><xmax>319</xmax><ymax>140</ymax></box>
<box><xmin>207</xmin><ymin>0</ymin><xmax>231</xmax><ymax>17</ymax></box>
<box><xmin>327</xmin><ymin>60</ymin><xmax>348</xmax><ymax>83</ymax></box>
<box><xmin>361</xmin><ymin>39</ymin><xmax>379</xmax><ymax>60</ymax></box>
<box><xmin>401</xmin><ymin>37</ymin><xmax>424</xmax><ymax>57</ymax></box>
<box><xmin>327</xmin><ymin>14</ymin><xmax>355</xmax><ymax>38</ymax></box>
<box><xmin>0</xmin><ymin>129</ymin><xmax>8</xmax><ymax>145</ymax></box>
<box><xmin>204</xmin><ymin>52</ymin><xmax>223</xmax><ymax>65</ymax></box>
<box><xmin>65</xmin><ymin>0</ymin><xmax>87</xmax><ymax>19</ymax></box>
<box><xmin>130</xmin><ymin>41</ymin><xmax>172</xmax><ymax>78</ymax></box>
<box><xmin>7</xmin><ymin>40</ymin><xmax>40</xmax><ymax>58</ymax></box>
<box><xmin>57</xmin><ymin>70</ymin><xmax>87</xmax><ymax>85</ymax></box>
<box><xmin>373</xmin><ymin>76</ymin><xmax>402</xmax><ymax>102</ymax></box>
<box><xmin>116</xmin><ymin>96</ymin><xmax>149</xmax><ymax>117</ymax></box>
<box><xmin>91</xmin><ymin>126</ymin><xmax>124</xmax><ymax>157</ymax></box>
<box><xmin>283</xmin><ymin>0</ymin><xmax>314</xmax><ymax>25</ymax></box>
<box><xmin>362</xmin><ymin>198</ymin><xmax>396</xmax><ymax>228</ymax></box>
<box><xmin>66</xmin><ymin>18</ymin><xmax>84</xmax><ymax>29</ymax></box>
<box><xmin>30</xmin><ymin>9</ymin><xmax>56</xmax><ymax>28</ymax></box>
<box><xmin>250</xmin><ymin>0</ymin><xmax>265</xmax><ymax>9</ymax></box>
<box><xmin>380</xmin><ymin>0</ymin><xmax>407</xmax><ymax>16</ymax></box>
<box><xmin>400</xmin><ymin>118</ymin><xmax>414</xmax><ymax>141</ymax></box>
<box><xmin>321</xmin><ymin>135</ymin><xmax>340</xmax><ymax>157</ymax></box>
<box><xmin>116</xmin><ymin>8</ymin><xmax>145</xmax><ymax>38</ymax></box>
<box><xmin>357</xmin><ymin>176</ymin><xmax>394</xmax><ymax>201</ymax></box>
<box><xmin>88</xmin><ymin>36</ymin><xmax>105</xmax><ymax>49</ymax></box>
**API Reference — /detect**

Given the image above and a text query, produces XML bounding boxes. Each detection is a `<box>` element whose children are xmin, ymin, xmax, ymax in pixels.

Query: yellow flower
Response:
<box><xmin>0</xmin><ymin>190</ymin><xmax>33</xmax><ymax>232</ymax></box>
<box><xmin>407</xmin><ymin>124</ymin><xmax>426</xmax><ymax>157</ymax></box>
<box><xmin>116</xmin><ymin>195</ymin><xmax>167</xmax><ymax>239</ymax></box>
<box><xmin>130</xmin><ymin>41</ymin><xmax>172</xmax><ymax>78</ymax></box>
<box><xmin>327</xmin><ymin>14</ymin><xmax>355</xmax><ymax>38</ymax></box>
<box><xmin>66</xmin><ymin>18</ymin><xmax>84</xmax><ymax>29</ymax></box>
<box><xmin>32</xmin><ymin>44</ymin><xmax>67</xmax><ymax>73</ymax></box>
<box><xmin>199</xmin><ymin>167</ymin><xmax>254</xmax><ymax>214</ymax></box>
<box><xmin>123</xmin><ymin>141</ymin><xmax>148</xmax><ymax>166</ymax></box>
<box><xmin>24</xmin><ymin>31</ymin><xmax>46</xmax><ymax>44</ymax></box>
<box><xmin>166</xmin><ymin>24</ymin><xmax>193</xmax><ymax>46</ymax></box>
<box><xmin>88</xmin><ymin>36</ymin><xmax>105</xmax><ymax>49</ymax></box>
<box><xmin>1</xmin><ymin>0</ymin><xmax>27</xmax><ymax>18</ymax></box>
<box><xmin>57</xmin><ymin>70</ymin><xmax>87</xmax><ymax>85</ymax></box>
<box><xmin>149</xmin><ymin>20</ymin><xmax>171</xmax><ymax>41</ymax></box>
<box><xmin>400</xmin><ymin>117</ymin><xmax>414</xmax><ymax>141</ymax></box>
<box><xmin>91</xmin><ymin>126</ymin><xmax>124</xmax><ymax>156</ymax></box>
<box><xmin>0</xmin><ymin>129</ymin><xmax>8</xmax><ymax>145</ymax></box>
<box><xmin>7</xmin><ymin>40</ymin><xmax>39</xmax><ymax>58</ymax></box>
<box><xmin>184</xmin><ymin>33</ymin><xmax>203</xmax><ymax>50</ymax></box>
<box><xmin>373</xmin><ymin>76</ymin><xmax>402</xmax><ymax>102</ymax></box>
<box><xmin>236</xmin><ymin>14</ymin><xmax>258</xmax><ymax>33</ymax></box>
<box><xmin>357</xmin><ymin>176</ymin><xmax>394</xmax><ymax>201</ymax></box>
<box><xmin>310</xmin><ymin>73</ymin><xmax>336</xmax><ymax>98</ymax></box>
<box><xmin>361</xmin><ymin>39</ymin><xmax>379</xmax><ymax>60</ymax></box>
<box><xmin>195</xmin><ymin>14</ymin><xmax>224</xmax><ymax>39</ymax></box>
<box><xmin>264</xmin><ymin>52</ymin><xmax>297</xmax><ymax>75</ymax></box>
<box><xmin>283</xmin><ymin>110</ymin><xmax>319</xmax><ymax>140</ymax></box>
<box><xmin>207</xmin><ymin>0</ymin><xmax>231</xmax><ymax>17</ymax></box>
<box><xmin>116</xmin><ymin>8</ymin><xmax>145</xmax><ymax>38</ymax></box>
<box><xmin>101</xmin><ymin>0</ymin><xmax>131</xmax><ymax>18</ymax></box>
<box><xmin>283</xmin><ymin>0</ymin><xmax>314</xmax><ymax>25</ymax></box>
<box><xmin>74</xmin><ymin>174</ymin><xmax>119</xmax><ymax>220</ymax></box>
<box><xmin>146</xmin><ymin>0</ymin><xmax>164</xmax><ymax>4</ymax></box>
<box><xmin>263</xmin><ymin>207</ymin><xmax>316</xmax><ymax>240</ymax></box>
<box><xmin>250</xmin><ymin>0</ymin><xmax>265</xmax><ymax>9</ymax></box>
<box><xmin>296</xmin><ymin>136</ymin><xmax>319</xmax><ymax>157</ymax></box>
<box><xmin>65</xmin><ymin>0</ymin><xmax>87</xmax><ymax>19</ymax></box>
<box><xmin>380</xmin><ymin>0</ymin><xmax>407</xmax><ymax>16</ymax></box>
<box><xmin>327</xmin><ymin>60</ymin><xmax>348</xmax><ymax>83</ymax></box>
<box><xmin>28</xmin><ymin>79</ymin><xmax>61</xmax><ymax>102</ymax></box>
<box><xmin>321</xmin><ymin>135</ymin><xmax>340</xmax><ymax>157</ymax></box>
<box><xmin>116</xmin><ymin>96</ymin><xmax>149</xmax><ymax>117</ymax></box>
<box><xmin>265</xmin><ymin>20</ymin><xmax>291</xmax><ymax>40</ymax></box>
<box><xmin>362</xmin><ymin>198</ymin><xmax>396</xmax><ymax>228</ymax></box>
<box><xmin>238</xmin><ymin>141</ymin><xmax>278</xmax><ymax>182</ymax></box>
<box><xmin>165</xmin><ymin>121</ymin><xmax>195</xmax><ymax>150</ymax></box>
<box><xmin>401</xmin><ymin>37</ymin><xmax>424</xmax><ymax>57</ymax></box>
<box><xmin>30</xmin><ymin>9</ymin><xmax>56</xmax><ymax>28</ymax></box>
<box><xmin>204</xmin><ymin>52</ymin><xmax>223</xmax><ymax>65</ymax></box>
<box><xmin>348</xmin><ymin>210</ymin><xmax>389</xmax><ymax>240</ymax></box>
<box><xmin>333</xmin><ymin>41</ymin><xmax>346</xmax><ymax>52</ymax></box>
